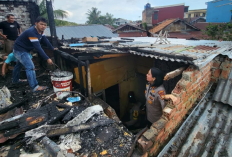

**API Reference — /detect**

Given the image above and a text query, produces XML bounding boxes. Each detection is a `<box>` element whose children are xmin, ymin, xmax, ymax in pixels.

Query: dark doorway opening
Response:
<box><xmin>105</xmin><ymin>84</ymin><xmax>120</xmax><ymax>117</ymax></box>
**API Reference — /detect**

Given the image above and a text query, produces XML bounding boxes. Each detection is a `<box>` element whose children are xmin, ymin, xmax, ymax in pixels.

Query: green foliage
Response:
<box><xmin>142</xmin><ymin>22</ymin><xmax>147</xmax><ymax>30</ymax></box>
<box><xmin>86</xmin><ymin>7</ymin><xmax>115</xmax><ymax>25</ymax></box>
<box><xmin>203</xmin><ymin>23</ymin><xmax>232</xmax><ymax>41</ymax></box>
<box><xmin>55</xmin><ymin>19</ymin><xmax>78</xmax><ymax>26</ymax></box>
<box><xmin>39</xmin><ymin>0</ymin><xmax>78</xmax><ymax>26</ymax></box>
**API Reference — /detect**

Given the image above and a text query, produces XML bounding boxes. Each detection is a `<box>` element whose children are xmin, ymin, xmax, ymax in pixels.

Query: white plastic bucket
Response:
<box><xmin>51</xmin><ymin>71</ymin><xmax>73</xmax><ymax>99</ymax></box>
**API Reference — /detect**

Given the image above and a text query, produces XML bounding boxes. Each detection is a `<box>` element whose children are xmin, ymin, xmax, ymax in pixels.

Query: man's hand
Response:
<box><xmin>54</xmin><ymin>48</ymin><xmax>58</xmax><ymax>50</ymax></box>
<box><xmin>2</xmin><ymin>35</ymin><xmax>7</xmax><ymax>40</ymax></box>
<box><xmin>47</xmin><ymin>58</ymin><xmax>53</xmax><ymax>65</ymax></box>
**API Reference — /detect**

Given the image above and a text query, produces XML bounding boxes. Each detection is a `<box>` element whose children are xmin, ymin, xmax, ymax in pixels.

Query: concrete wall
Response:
<box><xmin>206</xmin><ymin>0</ymin><xmax>232</xmax><ymax>23</ymax></box>
<box><xmin>137</xmin><ymin>56</ymin><xmax>232</xmax><ymax>156</ymax></box>
<box><xmin>0</xmin><ymin>2</ymin><xmax>39</xmax><ymax>32</ymax></box>
<box><xmin>142</xmin><ymin>8</ymin><xmax>154</xmax><ymax>27</ymax></box>
<box><xmin>152</xmin><ymin>5</ymin><xmax>185</xmax><ymax>25</ymax></box>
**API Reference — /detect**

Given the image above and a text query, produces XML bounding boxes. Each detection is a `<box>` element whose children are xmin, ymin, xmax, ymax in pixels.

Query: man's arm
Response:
<box><xmin>41</xmin><ymin>35</ymin><xmax>54</xmax><ymax>50</ymax></box>
<box><xmin>0</xmin><ymin>31</ymin><xmax>7</xmax><ymax>40</ymax></box>
<box><xmin>1</xmin><ymin>62</ymin><xmax>7</xmax><ymax>77</ymax></box>
<box><xmin>29</xmin><ymin>37</ymin><xmax>53</xmax><ymax>65</ymax></box>
<box><xmin>18</xmin><ymin>28</ymin><xmax>22</xmax><ymax>36</ymax></box>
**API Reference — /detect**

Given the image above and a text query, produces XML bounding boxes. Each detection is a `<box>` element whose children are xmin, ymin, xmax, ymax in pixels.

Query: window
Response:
<box><xmin>188</xmin><ymin>14</ymin><xmax>191</xmax><ymax>18</ymax></box>
<box><xmin>202</xmin><ymin>13</ymin><xmax>205</xmax><ymax>17</ymax></box>
<box><xmin>154</xmin><ymin>13</ymin><xmax>158</xmax><ymax>20</ymax></box>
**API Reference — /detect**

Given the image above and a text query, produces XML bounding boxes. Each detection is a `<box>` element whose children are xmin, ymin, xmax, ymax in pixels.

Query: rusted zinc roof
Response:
<box><xmin>149</xmin><ymin>18</ymin><xmax>200</xmax><ymax>34</ymax></box>
<box><xmin>122</xmin><ymin>38</ymin><xmax>232</xmax><ymax>69</ymax></box>
<box><xmin>149</xmin><ymin>19</ymin><xmax>177</xmax><ymax>34</ymax></box>
<box><xmin>158</xmin><ymin>84</ymin><xmax>232</xmax><ymax>157</ymax></box>
<box><xmin>59</xmin><ymin>37</ymin><xmax>232</xmax><ymax>69</ymax></box>
<box><xmin>213</xmin><ymin>67</ymin><xmax>232</xmax><ymax>106</ymax></box>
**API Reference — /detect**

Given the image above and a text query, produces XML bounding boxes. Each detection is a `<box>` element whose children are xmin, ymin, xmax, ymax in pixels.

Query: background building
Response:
<box><xmin>206</xmin><ymin>0</ymin><xmax>232</xmax><ymax>23</ymax></box>
<box><xmin>114</xmin><ymin>18</ymin><xmax>130</xmax><ymax>26</ymax></box>
<box><xmin>142</xmin><ymin>3</ymin><xmax>188</xmax><ymax>28</ymax></box>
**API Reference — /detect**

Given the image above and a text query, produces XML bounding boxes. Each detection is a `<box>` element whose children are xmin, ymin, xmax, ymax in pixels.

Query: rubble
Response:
<box><xmin>0</xmin><ymin>71</ymin><xmax>135</xmax><ymax>157</ymax></box>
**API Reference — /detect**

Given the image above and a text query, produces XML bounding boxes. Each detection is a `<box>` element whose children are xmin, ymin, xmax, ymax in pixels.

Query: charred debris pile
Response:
<box><xmin>0</xmin><ymin>72</ymin><xmax>135</xmax><ymax>157</ymax></box>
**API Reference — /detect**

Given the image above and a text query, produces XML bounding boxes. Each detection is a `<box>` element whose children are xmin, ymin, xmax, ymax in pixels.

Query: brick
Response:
<box><xmin>143</xmin><ymin>126</ymin><xmax>159</xmax><ymax>140</ymax></box>
<box><xmin>155</xmin><ymin>129</ymin><xmax>165</xmax><ymax>142</ymax></box>
<box><xmin>179</xmin><ymin>80</ymin><xmax>192</xmax><ymax>90</ymax></box>
<box><xmin>173</xmin><ymin>111</ymin><xmax>181</xmax><ymax>121</ymax></box>
<box><xmin>152</xmin><ymin>118</ymin><xmax>168</xmax><ymax>131</ymax></box>
<box><xmin>172</xmin><ymin>82</ymin><xmax>184</xmax><ymax>94</ymax></box>
<box><xmin>182</xmin><ymin>71</ymin><xmax>194</xmax><ymax>82</ymax></box>
<box><xmin>138</xmin><ymin>136</ymin><xmax>153</xmax><ymax>153</ymax></box>
<box><xmin>163</xmin><ymin>107</ymin><xmax>177</xmax><ymax>120</ymax></box>
<box><xmin>176</xmin><ymin>101</ymin><xmax>184</xmax><ymax>111</ymax></box>
<box><xmin>184</xmin><ymin>66</ymin><xmax>195</xmax><ymax>72</ymax></box>
<box><xmin>191</xmin><ymin>84</ymin><xmax>199</xmax><ymax>92</ymax></box>
<box><xmin>160</xmin><ymin>131</ymin><xmax>169</xmax><ymax>144</ymax></box>
<box><xmin>213</xmin><ymin>69</ymin><xmax>221</xmax><ymax>78</ymax></box>
<box><xmin>211</xmin><ymin>78</ymin><xmax>217</xmax><ymax>83</ymax></box>
<box><xmin>164</xmin><ymin>120</ymin><xmax>175</xmax><ymax>133</ymax></box>
<box><xmin>180</xmin><ymin>108</ymin><xmax>188</xmax><ymax>117</ymax></box>
<box><xmin>220</xmin><ymin>61</ymin><xmax>232</xmax><ymax>70</ymax></box>
<box><xmin>212</xmin><ymin>61</ymin><xmax>221</xmax><ymax>68</ymax></box>
<box><xmin>220</xmin><ymin>69</ymin><xmax>231</xmax><ymax>79</ymax></box>
<box><xmin>149</xmin><ymin>142</ymin><xmax>160</xmax><ymax>155</ymax></box>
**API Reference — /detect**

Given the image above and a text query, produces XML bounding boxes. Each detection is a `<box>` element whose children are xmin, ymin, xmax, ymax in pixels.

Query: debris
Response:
<box><xmin>0</xmin><ymin>86</ymin><xmax>11</xmax><ymax>109</ymax></box>
<box><xmin>67</xmin><ymin>97</ymin><xmax>81</xmax><ymax>103</ymax></box>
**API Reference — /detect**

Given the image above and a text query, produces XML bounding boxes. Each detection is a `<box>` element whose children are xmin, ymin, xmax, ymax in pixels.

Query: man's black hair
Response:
<box><xmin>35</xmin><ymin>16</ymin><xmax>47</xmax><ymax>23</ymax></box>
<box><xmin>6</xmin><ymin>14</ymin><xmax>14</xmax><ymax>18</ymax></box>
<box><xmin>150</xmin><ymin>67</ymin><xmax>164</xmax><ymax>87</ymax></box>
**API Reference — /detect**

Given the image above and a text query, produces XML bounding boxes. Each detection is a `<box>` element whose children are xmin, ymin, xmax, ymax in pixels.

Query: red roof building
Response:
<box><xmin>149</xmin><ymin>18</ymin><xmax>204</xmax><ymax>39</ymax></box>
<box><xmin>143</xmin><ymin>3</ymin><xmax>188</xmax><ymax>27</ymax></box>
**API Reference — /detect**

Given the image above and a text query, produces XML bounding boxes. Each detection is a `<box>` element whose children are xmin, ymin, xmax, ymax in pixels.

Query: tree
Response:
<box><xmin>86</xmin><ymin>8</ymin><xmax>115</xmax><ymax>25</ymax></box>
<box><xmin>39</xmin><ymin>0</ymin><xmax>78</xmax><ymax>26</ymax></box>
<box><xmin>203</xmin><ymin>23</ymin><xmax>232</xmax><ymax>41</ymax></box>
<box><xmin>86</xmin><ymin>7</ymin><xmax>101</xmax><ymax>24</ymax></box>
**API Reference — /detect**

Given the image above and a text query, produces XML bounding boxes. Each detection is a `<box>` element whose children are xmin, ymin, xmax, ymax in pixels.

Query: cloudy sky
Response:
<box><xmin>52</xmin><ymin>0</ymin><xmax>210</xmax><ymax>24</ymax></box>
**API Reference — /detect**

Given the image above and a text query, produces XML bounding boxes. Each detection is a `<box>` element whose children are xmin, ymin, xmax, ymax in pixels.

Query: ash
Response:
<box><xmin>0</xmin><ymin>69</ymin><xmax>135</xmax><ymax>157</ymax></box>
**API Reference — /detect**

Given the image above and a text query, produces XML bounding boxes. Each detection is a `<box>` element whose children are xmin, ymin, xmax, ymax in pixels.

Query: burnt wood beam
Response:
<box><xmin>0</xmin><ymin>99</ymin><xmax>28</xmax><ymax>115</ymax></box>
<box><xmin>47</xmin><ymin>119</ymin><xmax>114</xmax><ymax>137</ymax></box>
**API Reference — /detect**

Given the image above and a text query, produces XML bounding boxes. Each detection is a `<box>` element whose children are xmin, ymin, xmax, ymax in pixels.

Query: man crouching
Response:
<box><xmin>12</xmin><ymin>16</ymin><xmax>58</xmax><ymax>92</ymax></box>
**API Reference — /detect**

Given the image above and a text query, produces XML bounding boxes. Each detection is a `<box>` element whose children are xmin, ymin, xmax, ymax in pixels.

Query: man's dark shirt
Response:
<box><xmin>0</xmin><ymin>21</ymin><xmax>20</xmax><ymax>40</ymax></box>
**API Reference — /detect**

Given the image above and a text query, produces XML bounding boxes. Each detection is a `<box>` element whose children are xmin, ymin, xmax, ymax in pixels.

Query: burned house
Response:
<box><xmin>1</xmin><ymin>1</ymin><xmax>232</xmax><ymax>157</ymax></box>
<box><xmin>52</xmin><ymin>37</ymin><xmax>232</xmax><ymax>156</ymax></box>
<box><xmin>1</xmin><ymin>32</ymin><xmax>232</xmax><ymax>157</ymax></box>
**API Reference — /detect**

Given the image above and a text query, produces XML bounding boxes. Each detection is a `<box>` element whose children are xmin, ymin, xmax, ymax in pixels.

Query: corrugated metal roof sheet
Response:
<box><xmin>213</xmin><ymin>67</ymin><xmax>232</xmax><ymax>106</ymax></box>
<box><xmin>59</xmin><ymin>37</ymin><xmax>232</xmax><ymax>69</ymax></box>
<box><xmin>158</xmin><ymin>84</ymin><xmax>232</xmax><ymax>157</ymax></box>
<box><xmin>44</xmin><ymin>25</ymin><xmax>118</xmax><ymax>39</ymax></box>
